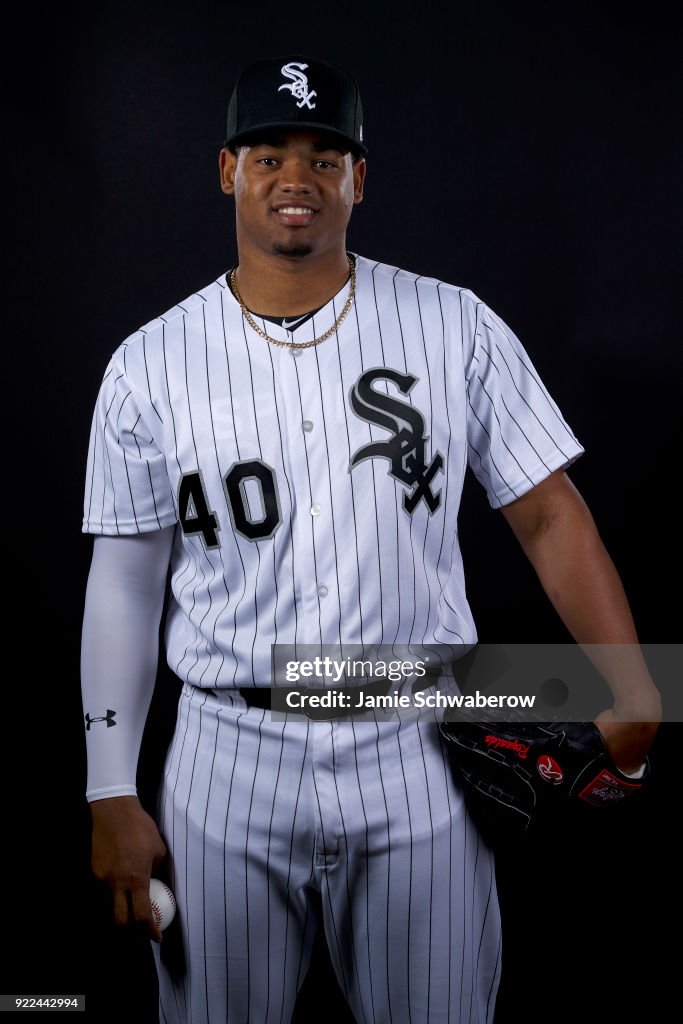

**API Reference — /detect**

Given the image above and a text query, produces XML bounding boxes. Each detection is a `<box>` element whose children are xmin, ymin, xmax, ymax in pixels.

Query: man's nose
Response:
<box><xmin>277</xmin><ymin>157</ymin><xmax>314</xmax><ymax>191</ymax></box>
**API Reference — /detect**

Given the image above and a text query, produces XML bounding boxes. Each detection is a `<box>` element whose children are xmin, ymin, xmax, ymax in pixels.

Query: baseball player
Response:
<box><xmin>81</xmin><ymin>55</ymin><xmax>660</xmax><ymax>1022</ymax></box>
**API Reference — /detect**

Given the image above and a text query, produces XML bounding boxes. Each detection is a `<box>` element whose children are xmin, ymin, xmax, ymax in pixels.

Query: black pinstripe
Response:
<box><xmin>392</xmin><ymin>272</ymin><xmax>420</xmax><ymax>650</ymax></box>
<box><xmin>313</xmin><ymin>340</ymin><xmax>344</xmax><ymax>645</ymax></box>
<box><xmin>199</xmin><ymin>703</ymin><xmax>222</xmax><ymax>1017</ymax></box>
<box><xmin>219</xmin><ymin>292</ymin><xmax>252</xmax><ymax>686</ymax></box>
<box><xmin>333</xmin><ymin>296</ymin><xmax>367</xmax><ymax>645</ymax></box>
<box><xmin>264</xmin><ymin>342</ymin><xmax>299</xmax><ymax>652</ymax></box>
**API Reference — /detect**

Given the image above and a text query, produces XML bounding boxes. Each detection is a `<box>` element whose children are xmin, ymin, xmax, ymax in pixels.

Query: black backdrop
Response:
<box><xmin>5</xmin><ymin>1</ymin><xmax>681</xmax><ymax>1021</ymax></box>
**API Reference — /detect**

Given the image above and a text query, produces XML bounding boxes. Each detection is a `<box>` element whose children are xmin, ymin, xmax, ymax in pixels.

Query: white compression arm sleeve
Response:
<box><xmin>80</xmin><ymin>527</ymin><xmax>175</xmax><ymax>802</ymax></box>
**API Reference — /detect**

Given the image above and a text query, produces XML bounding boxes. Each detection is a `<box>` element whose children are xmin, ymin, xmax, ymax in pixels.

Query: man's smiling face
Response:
<box><xmin>220</xmin><ymin>129</ymin><xmax>365</xmax><ymax>261</ymax></box>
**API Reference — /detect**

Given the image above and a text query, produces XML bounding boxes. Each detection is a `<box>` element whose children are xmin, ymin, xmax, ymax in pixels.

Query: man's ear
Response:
<box><xmin>353</xmin><ymin>157</ymin><xmax>366</xmax><ymax>204</ymax></box>
<box><xmin>219</xmin><ymin>148</ymin><xmax>237</xmax><ymax>195</ymax></box>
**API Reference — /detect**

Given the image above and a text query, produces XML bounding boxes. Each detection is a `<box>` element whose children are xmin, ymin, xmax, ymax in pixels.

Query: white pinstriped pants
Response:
<box><xmin>153</xmin><ymin>683</ymin><xmax>501</xmax><ymax>1023</ymax></box>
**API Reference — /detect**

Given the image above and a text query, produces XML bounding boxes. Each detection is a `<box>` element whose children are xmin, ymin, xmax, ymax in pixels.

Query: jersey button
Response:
<box><xmin>302</xmin><ymin>420</ymin><xmax>314</xmax><ymax>432</ymax></box>
<box><xmin>290</xmin><ymin>348</ymin><xmax>302</xmax><ymax>358</ymax></box>
<box><xmin>316</xmin><ymin>584</ymin><xmax>329</xmax><ymax>597</ymax></box>
<box><xmin>310</xmin><ymin>504</ymin><xmax>321</xmax><ymax>516</ymax></box>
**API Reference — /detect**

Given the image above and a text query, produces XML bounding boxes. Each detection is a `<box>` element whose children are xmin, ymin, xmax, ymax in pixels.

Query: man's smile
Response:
<box><xmin>272</xmin><ymin>201</ymin><xmax>318</xmax><ymax>226</ymax></box>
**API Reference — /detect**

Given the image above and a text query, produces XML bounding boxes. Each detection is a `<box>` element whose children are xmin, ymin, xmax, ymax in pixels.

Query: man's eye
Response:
<box><xmin>315</xmin><ymin>160</ymin><xmax>335</xmax><ymax>169</ymax></box>
<box><xmin>258</xmin><ymin>157</ymin><xmax>278</xmax><ymax>166</ymax></box>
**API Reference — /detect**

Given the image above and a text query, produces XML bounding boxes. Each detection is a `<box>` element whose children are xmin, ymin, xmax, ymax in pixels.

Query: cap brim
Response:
<box><xmin>226</xmin><ymin>121</ymin><xmax>367</xmax><ymax>156</ymax></box>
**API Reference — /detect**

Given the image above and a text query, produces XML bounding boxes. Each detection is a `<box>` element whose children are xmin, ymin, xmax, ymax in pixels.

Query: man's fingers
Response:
<box><xmin>111</xmin><ymin>886</ymin><xmax>133</xmax><ymax>928</ymax></box>
<box><xmin>110</xmin><ymin>882</ymin><xmax>163</xmax><ymax>942</ymax></box>
<box><xmin>130</xmin><ymin>884</ymin><xmax>164</xmax><ymax>943</ymax></box>
<box><xmin>107</xmin><ymin>874</ymin><xmax>164</xmax><ymax>941</ymax></box>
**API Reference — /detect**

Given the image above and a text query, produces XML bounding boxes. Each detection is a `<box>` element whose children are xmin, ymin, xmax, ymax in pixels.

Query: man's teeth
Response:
<box><xmin>277</xmin><ymin>207</ymin><xmax>314</xmax><ymax>214</ymax></box>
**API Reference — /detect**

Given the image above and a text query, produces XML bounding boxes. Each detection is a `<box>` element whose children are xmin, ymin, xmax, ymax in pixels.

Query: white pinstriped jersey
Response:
<box><xmin>83</xmin><ymin>254</ymin><xmax>584</xmax><ymax>688</ymax></box>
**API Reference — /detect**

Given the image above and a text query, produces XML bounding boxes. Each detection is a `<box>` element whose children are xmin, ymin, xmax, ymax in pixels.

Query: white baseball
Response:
<box><xmin>149</xmin><ymin>878</ymin><xmax>177</xmax><ymax>930</ymax></box>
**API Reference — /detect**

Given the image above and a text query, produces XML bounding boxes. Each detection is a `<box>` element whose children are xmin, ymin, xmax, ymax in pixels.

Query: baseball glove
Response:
<box><xmin>438</xmin><ymin>710</ymin><xmax>650</xmax><ymax>843</ymax></box>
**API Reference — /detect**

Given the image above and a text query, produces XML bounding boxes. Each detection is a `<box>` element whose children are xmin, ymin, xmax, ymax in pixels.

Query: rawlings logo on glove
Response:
<box><xmin>484</xmin><ymin>734</ymin><xmax>530</xmax><ymax>758</ymax></box>
<box><xmin>438</xmin><ymin>711</ymin><xmax>650</xmax><ymax>843</ymax></box>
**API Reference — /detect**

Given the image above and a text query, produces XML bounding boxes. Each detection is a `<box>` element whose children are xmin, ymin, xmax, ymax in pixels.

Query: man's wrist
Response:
<box><xmin>87</xmin><ymin>783</ymin><xmax>139</xmax><ymax>803</ymax></box>
<box><xmin>89</xmin><ymin>793</ymin><xmax>142</xmax><ymax>816</ymax></box>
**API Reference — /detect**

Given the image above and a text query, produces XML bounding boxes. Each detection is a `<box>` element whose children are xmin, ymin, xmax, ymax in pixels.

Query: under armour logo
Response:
<box><xmin>279</xmin><ymin>62</ymin><xmax>317</xmax><ymax>109</ymax></box>
<box><xmin>349</xmin><ymin>367</ymin><xmax>444</xmax><ymax>515</ymax></box>
<box><xmin>85</xmin><ymin>710</ymin><xmax>117</xmax><ymax>730</ymax></box>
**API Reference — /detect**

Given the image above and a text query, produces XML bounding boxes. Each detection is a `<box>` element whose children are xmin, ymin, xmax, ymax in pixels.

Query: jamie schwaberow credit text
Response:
<box><xmin>281</xmin><ymin>687</ymin><xmax>536</xmax><ymax>711</ymax></box>
<box><xmin>280</xmin><ymin>656</ymin><xmax>536</xmax><ymax>710</ymax></box>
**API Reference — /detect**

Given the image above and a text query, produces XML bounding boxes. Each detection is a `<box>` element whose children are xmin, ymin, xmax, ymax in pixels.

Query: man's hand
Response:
<box><xmin>594</xmin><ymin>702</ymin><xmax>661</xmax><ymax>774</ymax></box>
<box><xmin>90</xmin><ymin>795</ymin><xmax>168</xmax><ymax>942</ymax></box>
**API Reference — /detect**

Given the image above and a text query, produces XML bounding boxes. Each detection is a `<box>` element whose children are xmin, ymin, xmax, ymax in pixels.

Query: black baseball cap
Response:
<box><xmin>225</xmin><ymin>55</ymin><xmax>367</xmax><ymax>156</ymax></box>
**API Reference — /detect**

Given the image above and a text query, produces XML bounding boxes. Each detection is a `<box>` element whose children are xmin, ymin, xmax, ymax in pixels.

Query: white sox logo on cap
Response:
<box><xmin>278</xmin><ymin>62</ymin><xmax>317</xmax><ymax>109</ymax></box>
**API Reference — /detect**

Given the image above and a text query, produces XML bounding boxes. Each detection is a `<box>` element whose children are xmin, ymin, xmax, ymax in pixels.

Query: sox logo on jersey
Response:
<box><xmin>349</xmin><ymin>367</ymin><xmax>444</xmax><ymax>514</ymax></box>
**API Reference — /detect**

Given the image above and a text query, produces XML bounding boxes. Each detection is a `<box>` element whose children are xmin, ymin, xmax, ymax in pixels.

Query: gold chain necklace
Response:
<box><xmin>229</xmin><ymin>256</ymin><xmax>356</xmax><ymax>350</ymax></box>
